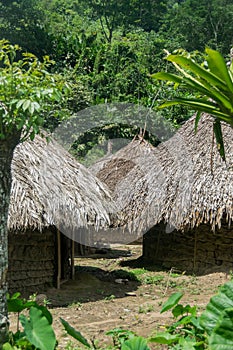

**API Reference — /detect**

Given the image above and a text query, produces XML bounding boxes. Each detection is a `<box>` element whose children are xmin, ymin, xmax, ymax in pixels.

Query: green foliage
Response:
<box><xmin>106</xmin><ymin>328</ymin><xmax>136</xmax><ymax>348</ymax></box>
<box><xmin>200</xmin><ymin>281</ymin><xmax>233</xmax><ymax>336</ymax></box>
<box><xmin>160</xmin><ymin>292</ymin><xmax>183</xmax><ymax>313</ymax></box>
<box><xmin>61</xmin><ymin>322</ymin><xmax>151</xmax><ymax>350</ymax></box>
<box><xmin>6</xmin><ymin>293</ymin><xmax>56</xmax><ymax>350</ymax></box>
<box><xmin>150</xmin><ymin>292</ymin><xmax>206</xmax><ymax>349</ymax></box>
<box><xmin>208</xmin><ymin>308</ymin><xmax>233</xmax><ymax>349</ymax></box>
<box><xmin>0</xmin><ymin>40</ymin><xmax>69</xmax><ymax>140</ymax></box>
<box><xmin>142</xmin><ymin>275</ymin><xmax>164</xmax><ymax>285</ymax></box>
<box><xmin>0</xmin><ymin>0</ymin><xmax>52</xmax><ymax>58</ymax></box>
<box><xmin>6</xmin><ymin>282</ymin><xmax>233</xmax><ymax>349</ymax></box>
<box><xmin>151</xmin><ymin>281</ymin><xmax>233</xmax><ymax>349</ymax></box>
<box><xmin>20</xmin><ymin>307</ymin><xmax>56</xmax><ymax>350</ymax></box>
<box><xmin>159</xmin><ymin>0</ymin><xmax>233</xmax><ymax>55</ymax></box>
<box><xmin>60</xmin><ymin>318</ymin><xmax>91</xmax><ymax>348</ymax></box>
<box><xmin>7</xmin><ymin>293</ymin><xmax>35</xmax><ymax>314</ymax></box>
<box><xmin>153</xmin><ymin>47</ymin><xmax>233</xmax><ymax>158</ymax></box>
<box><xmin>121</xmin><ymin>336</ymin><xmax>150</xmax><ymax>350</ymax></box>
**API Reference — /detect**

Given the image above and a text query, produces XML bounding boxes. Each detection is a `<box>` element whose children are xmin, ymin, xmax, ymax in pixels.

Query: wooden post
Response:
<box><xmin>56</xmin><ymin>229</ymin><xmax>61</xmax><ymax>289</ymax></box>
<box><xmin>193</xmin><ymin>229</ymin><xmax>197</xmax><ymax>272</ymax></box>
<box><xmin>71</xmin><ymin>239</ymin><xmax>75</xmax><ymax>280</ymax></box>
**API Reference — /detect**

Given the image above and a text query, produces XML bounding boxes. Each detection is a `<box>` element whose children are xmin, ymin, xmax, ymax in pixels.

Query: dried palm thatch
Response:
<box><xmin>8</xmin><ymin>134</ymin><xmax>113</xmax><ymax>233</ymax></box>
<box><xmin>90</xmin><ymin>137</ymin><xmax>155</xmax><ymax>192</ymax></box>
<box><xmin>92</xmin><ymin>115</ymin><xmax>233</xmax><ymax>235</ymax></box>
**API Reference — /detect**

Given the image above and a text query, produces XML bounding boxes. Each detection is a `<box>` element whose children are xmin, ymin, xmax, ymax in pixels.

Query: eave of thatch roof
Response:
<box><xmin>9</xmin><ymin>134</ymin><xmax>114</xmax><ymax>232</ymax></box>
<box><xmin>92</xmin><ymin>116</ymin><xmax>233</xmax><ymax>234</ymax></box>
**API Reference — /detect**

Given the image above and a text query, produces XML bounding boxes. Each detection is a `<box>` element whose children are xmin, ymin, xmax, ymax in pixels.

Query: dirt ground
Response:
<box><xmin>9</xmin><ymin>244</ymin><xmax>229</xmax><ymax>349</ymax></box>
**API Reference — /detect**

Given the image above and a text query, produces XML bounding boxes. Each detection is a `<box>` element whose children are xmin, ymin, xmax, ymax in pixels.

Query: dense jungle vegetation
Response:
<box><xmin>0</xmin><ymin>0</ymin><xmax>233</xmax><ymax>157</ymax></box>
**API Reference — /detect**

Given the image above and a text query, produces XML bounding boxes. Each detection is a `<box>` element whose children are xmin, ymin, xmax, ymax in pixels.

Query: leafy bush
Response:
<box><xmin>5</xmin><ymin>281</ymin><xmax>233</xmax><ymax>349</ymax></box>
<box><xmin>5</xmin><ymin>293</ymin><xmax>56</xmax><ymax>350</ymax></box>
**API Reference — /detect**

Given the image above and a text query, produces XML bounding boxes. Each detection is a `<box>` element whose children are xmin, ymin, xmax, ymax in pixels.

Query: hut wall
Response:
<box><xmin>143</xmin><ymin>222</ymin><xmax>233</xmax><ymax>275</ymax></box>
<box><xmin>8</xmin><ymin>229</ymin><xmax>55</xmax><ymax>295</ymax></box>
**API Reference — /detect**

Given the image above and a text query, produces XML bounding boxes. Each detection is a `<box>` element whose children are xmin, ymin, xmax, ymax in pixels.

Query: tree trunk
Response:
<box><xmin>0</xmin><ymin>133</ymin><xmax>20</xmax><ymax>345</ymax></box>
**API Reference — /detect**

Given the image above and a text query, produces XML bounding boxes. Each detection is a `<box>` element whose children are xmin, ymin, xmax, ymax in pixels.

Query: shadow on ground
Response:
<box><xmin>46</xmin><ymin>266</ymin><xmax>140</xmax><ymax>307</ymax></box>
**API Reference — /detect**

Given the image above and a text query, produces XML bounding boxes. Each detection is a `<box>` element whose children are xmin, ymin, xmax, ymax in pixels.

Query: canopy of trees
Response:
<box><xmin>1</xmin><ymin>0</ymin><xmax>232</xmax><ymax>110</ymax></box>
<box><xmin>1</xmin><ymin>0</ymin><xmax>231</xmax><ymax>158</ymax></box>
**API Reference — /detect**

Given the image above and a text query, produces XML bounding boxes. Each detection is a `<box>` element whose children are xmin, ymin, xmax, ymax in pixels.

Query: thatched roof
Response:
<box><xmin>91</xmin><ymin>116</ymin><xmax>233</xmax><ymax>234</ymax></box>
<box><xmin>90</xmin><ymin>137</ymin><xmax>155</xmax><ymax>192</ymax></box>
<box><xmin>9</xmin><ymin>134</ymin><xmax>113</xmax><ymax>233</ymax></box>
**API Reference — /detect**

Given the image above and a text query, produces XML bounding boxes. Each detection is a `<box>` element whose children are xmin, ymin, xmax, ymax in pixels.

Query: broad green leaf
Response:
<box><xmin>167</xmin><ymin>54</ymin><xmax>233</xmax><ymax>111</ymax></box>
<box><xmin>200</xmin><ymin>281</ymin><xmax>233</xmax><ymax>335</ymax></box>
<box><xmin>28</xmin><ymin>102</ymin><xmax>35</xmax><ymax>114</ymax></box>
<box><xmin>20</xmin><ymin>306</ymin><xmax>56</xmax><ymax>350</ymax></box>
<box><xmin>167</xmin><ymin>54</ymin><xmax>228</xmax><ymax>92</ymax></box>
<box><xmin>213</xmin><ymin>120</ymin><xmax>225</xmax><ymax>160</ymax></box>
<box><xmin>121</xmin><ymin>336</ymin><xmax>150</xmax><ymax>350</ymax></box>
<box><xmin>209</xmin><ymin>308</ymin><xmax>233</xmax><ymax>350</ymax></box>
<box><xmin>16</xmin><ymin>99</ymin><xmax>25</xmax><ymax>109</ymax></box>
<box><xmin>178</xmin><ymin>337</ymin><xmax>196</xmax><ymax>350</ymax></box>
<box><xmin>155</xmin><ymin>69</ymin><xmax>232</xmax><ymax>110</ymax></box>
<box><xmin>160</xmin><ymin>292</ymin><xmax>183</xmax><ymax>313</ymax></box>
<box><xmin>151</xmin><ymin>72</ymin><xmax>183</xmax><ymax>84</ymax></box>
<box><xmin>22</xmin><ymin>99</ymin><xmax>31</xmax><ymax>112</ymax></box>
<box><xmin>7</xmin><ymin>293</ymin><xmax>36</xmax><ymax>313</ymax></box>
<box><xmin>172</xmin><ymin>304</ymin><xmax>184</xmax><ymax>318</ymax></box>
<box><xmin>159</xmin><ymin>98</ymin><xmax>233</xmax><ymax>123</ymax></box>
<box><xmin>206</xmin><ymin>48</ymin><xmax>233</xmax><ymax>94</ymax></box>
<box><xmin>36</xmin><ymin>305</ymin><xmax>53</xmax><ymax>325</ymax></box>
<box><xmin>60</xmin><ymin>317</ymin><xmax>91</xmax><ymax>348</ymax></box>
<box><xmin>150</xmin><ymin>333</ymin><xmax>180</xmax><ymax>344</ymax></box>
<box><xmin>178</xmin><ymin>315</ymin><xmax>200</xmax><ymax>327</ymax></box>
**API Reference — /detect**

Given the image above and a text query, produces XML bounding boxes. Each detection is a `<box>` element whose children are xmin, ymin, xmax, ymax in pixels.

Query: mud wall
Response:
<box><xmin>143</xmin><ymin>222</ymin><xmax>233</xmax><ymax>275</ymax></box>
<box><xmin>8</xmin><ymin>229</ymin><xmax>56</xmax><ymax>295</ymax></box>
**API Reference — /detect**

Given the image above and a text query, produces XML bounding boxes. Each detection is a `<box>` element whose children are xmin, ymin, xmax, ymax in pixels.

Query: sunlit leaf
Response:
<box><xmin>150</xmin><ymin>333</ymin><xmax>180</xmax><ymax>344</ymax></box>
<box><xmin>60</xmin><ymin>317</ymin><xmax>91</xmax><ymax>348</ymax></box>
<box><xmin>206</xmin><ymin>48</ymin><xmax>233</xmax><ymax>94</ymax></box>
<box><xmin>22</xmin><ymin>99</ymin><xmax>31</xmax><ymax>112</ymax></box>
<box><xmin>122</xmin><ymin>336</ymin><xmax>150</xmax><ymax>350</ymax></box>
<box><xmin>160</xmin><ymin>292</ymin><xmax>183</xmax><ymax>313</ymax></box>
<box><xmin>20</xmin><ymin>307</ymin><xmax>56</xmax><ymax>350</ymax></box>
<box><xmin>167</xmin><ymin>54</ymin><xmax>228</xmax><ymax>92</ymax></box>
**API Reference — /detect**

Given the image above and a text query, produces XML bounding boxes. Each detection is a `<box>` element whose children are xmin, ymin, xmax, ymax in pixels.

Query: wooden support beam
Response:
<box><xmin>71</xmin><ymin>239</ymin><xmax>75</xmax><ymax>280</ymax></box>
<box><xmin>56</xmin><ymin>229</ymin><xmax>61</xmax><ymax>289</ymax></box>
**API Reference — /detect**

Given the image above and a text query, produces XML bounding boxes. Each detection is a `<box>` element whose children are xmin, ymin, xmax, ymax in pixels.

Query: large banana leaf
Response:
<box><xmin>200</xmin><ymin>281</ymin><xmax>233</xmax><ymax>335</ymax></box>
<box><xmin>208</xmin><ymin>308</ymin><xmax>233</xmax><ymax>350</ymax></box>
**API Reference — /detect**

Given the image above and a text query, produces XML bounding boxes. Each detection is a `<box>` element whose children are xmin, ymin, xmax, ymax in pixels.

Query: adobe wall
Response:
<box><xmin>143</xmin><ymin>222</ymin><xmax>233</xmax><ymax>275</ymax></box>
<box><xmin>8</xmin><ymin>229</ymin><xmax>56</xmax><ymax>296</ymax></box>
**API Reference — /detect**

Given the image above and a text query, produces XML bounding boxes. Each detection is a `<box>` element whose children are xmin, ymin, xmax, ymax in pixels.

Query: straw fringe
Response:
<box><xmin>8</xmin><ymin>134</ymin><xmax>113</xmax><ymax>232</ymax></box>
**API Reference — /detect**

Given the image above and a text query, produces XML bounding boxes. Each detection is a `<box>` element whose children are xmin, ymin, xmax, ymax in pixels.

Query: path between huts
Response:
<box><xmin>9</xmin><ymin>244</ymin><xmax>229</xmax><ymax>349</ymax></box>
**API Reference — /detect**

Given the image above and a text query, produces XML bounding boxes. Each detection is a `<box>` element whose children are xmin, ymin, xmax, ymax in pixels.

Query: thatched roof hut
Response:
<box><xmin>90</xmin><ymin>137</ymin><xmax>156</xmax><ymax>242</ymax></box>
<box><xmin>9</xmin><ymin>134</ymin><xmax>112</xmax><ymax>232</ymax></box>
<box><xmin>93</xmin><ymin>116</ymin><xmax>233</xmax><ymax>232</ymax></box>
<box><xmin>8</xmin><ymin>134</ymin><xmax>113</xmax><ymax>293</ymax></box>
<box><xmin>91</xmin><ymin>116</ymin><xmax>233</xmax><ymax>273</ymax></box>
